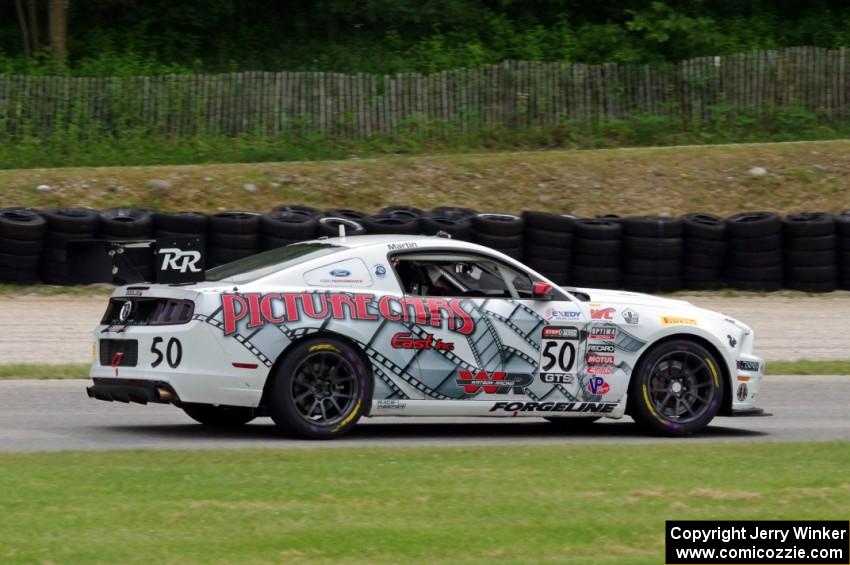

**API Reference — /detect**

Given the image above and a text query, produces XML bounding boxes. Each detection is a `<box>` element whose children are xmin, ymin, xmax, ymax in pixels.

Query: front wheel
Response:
<box><xmin>629</xmin><ymin>340</ymin><xmax>724</xmax><ymax>436</ymax></box>
<box><xmin>268</xmin><ymin>337</ymin><xmax>372</xmax><ymax>439</ymax></box>
<box><xmin>182</xmin><ymin>404</ymin><xmax>256</xmax><ymax>427</ymax></box>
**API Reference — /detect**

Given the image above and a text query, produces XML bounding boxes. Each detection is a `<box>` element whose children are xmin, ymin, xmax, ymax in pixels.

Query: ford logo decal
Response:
<box><xmin>330</xmin><ymin>269</ymin><xmax>351</xmax><ymax>277</ymax></box>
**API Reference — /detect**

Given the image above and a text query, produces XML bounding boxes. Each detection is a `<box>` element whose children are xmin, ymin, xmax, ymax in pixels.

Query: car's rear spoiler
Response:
<box><xmin>67</xmin><ymin>236</ymin><xmax>205</xmax><ymax>285</ymax></box>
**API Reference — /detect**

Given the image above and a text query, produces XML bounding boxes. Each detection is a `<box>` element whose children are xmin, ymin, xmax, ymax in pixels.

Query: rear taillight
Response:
<box><xmin>149</xmin><ymin>299</ymin><xmax>194</xmax><ymax>325</ymax></box>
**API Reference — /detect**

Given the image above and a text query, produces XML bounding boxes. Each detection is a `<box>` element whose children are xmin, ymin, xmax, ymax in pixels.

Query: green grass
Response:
<box><xmin>0</xmin><ymin>364</ymin><xmax>90</xmax><ymax>379</ymax></box>
<box><xmin>766</xmin><ymin>360</ymin><xmax>850</xmax><ymax>375</ymax></box>
<box><xmin>0</xmin><ymin>443</ymin><xmax>847</xmax><ymax>564</ymax></box>
<box><xmin>4</xmin><ymin>359</ymin><xmax>848</xmax><ymax>380</ymax></box>
<box><xmin>0</xmin><ymin>284</ymin><xmax>113</xmax><ymax>297</ymax></box>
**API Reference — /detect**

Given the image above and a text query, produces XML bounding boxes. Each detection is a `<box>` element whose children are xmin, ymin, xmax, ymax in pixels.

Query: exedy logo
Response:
<box><xmin>456</xmin><ymin>370</ymin><xmax>533</xmax><ymax>394</ymax></box>
<box><xmin>159</xmin><ymin>248</ymin><xmax>202</xmax><ymax>273</ymax></box>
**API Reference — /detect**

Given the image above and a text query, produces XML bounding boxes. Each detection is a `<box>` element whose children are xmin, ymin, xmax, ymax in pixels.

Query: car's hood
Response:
<box><xmin>568</xmin><ymin>287</ymin><xmax>694</xmax><ymax>310</ymax></box>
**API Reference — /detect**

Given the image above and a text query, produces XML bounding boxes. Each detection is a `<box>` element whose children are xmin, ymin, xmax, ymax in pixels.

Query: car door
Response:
<box><xmin>388</xmin><ymin>250</ymin><xmax>586</xmax><ymax>402</ymax></box>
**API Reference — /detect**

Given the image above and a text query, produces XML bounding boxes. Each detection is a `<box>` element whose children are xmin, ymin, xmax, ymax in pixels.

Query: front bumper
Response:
<box><xmin>730</xmin><ymin>353</ymin><xmax>765</xmax><ymax>414</ymax></box>
<box><xmin>87</xmin><ymin>378</ymin><xmax>180</xmax><ymax>405</ymax></box>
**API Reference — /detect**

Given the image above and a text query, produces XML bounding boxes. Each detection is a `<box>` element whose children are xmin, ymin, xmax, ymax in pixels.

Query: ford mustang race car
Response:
<box><xmin>87</xmin><ymin>234</ymin><xmax>765</xmax><ymax>439</ymax></box>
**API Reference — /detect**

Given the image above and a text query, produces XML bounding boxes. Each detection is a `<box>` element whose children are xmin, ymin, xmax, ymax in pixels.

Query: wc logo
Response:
<box><xmin>159</xmin><ymin>248</ymin><xmax>202</xmax><ymax>273</ymax></box>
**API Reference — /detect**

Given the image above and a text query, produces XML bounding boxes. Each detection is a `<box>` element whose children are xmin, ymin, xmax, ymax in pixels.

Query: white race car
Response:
<box><xmin>88</xmin><ymin>234</ymin><xmax>765</xmax><ymax>438</ymax></box>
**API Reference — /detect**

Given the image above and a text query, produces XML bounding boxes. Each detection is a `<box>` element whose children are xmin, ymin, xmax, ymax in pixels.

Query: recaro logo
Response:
<box><xmin>159</xmin><ymin>248</ymin><xmax>202</xmax><ymax>273</ymax></box>
<box><xmin>456</xmin><ymin>370</ymin><xmax>533</xmax><ymax>395</ymax></box>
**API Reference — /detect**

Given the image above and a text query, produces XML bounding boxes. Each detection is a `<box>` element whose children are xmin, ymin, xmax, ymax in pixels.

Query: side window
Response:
<box><xmin>392</xmin><ymin>253</ymin><xmax>534</xmax><ymax>299</ymax></box>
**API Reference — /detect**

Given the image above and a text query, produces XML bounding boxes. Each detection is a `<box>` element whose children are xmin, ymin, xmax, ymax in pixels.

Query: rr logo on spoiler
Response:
<box><xmin>159</xmin><ymin>248</ymin><xmax>202</xmax><ymax>273</ymax></box>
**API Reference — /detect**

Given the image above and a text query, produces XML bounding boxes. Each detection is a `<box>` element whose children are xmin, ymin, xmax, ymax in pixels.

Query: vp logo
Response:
<box><xmin>456</xmin><ymin>370</ymin><xmax>533</xmax><ymax>395</ymax></box>
<box><xmin>159</xmin><ymin>248</ymin><xmax>202</xmax><ymax>273</ymax></box>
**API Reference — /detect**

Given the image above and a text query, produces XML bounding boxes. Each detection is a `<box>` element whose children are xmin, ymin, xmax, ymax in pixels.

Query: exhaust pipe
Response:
<box><xmin>156</xmin><ymin>387</ymin><xmax>174</xmax><ymax>402</ymax></box>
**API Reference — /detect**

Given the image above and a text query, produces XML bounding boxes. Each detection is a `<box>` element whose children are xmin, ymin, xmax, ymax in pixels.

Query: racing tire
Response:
<box><xmin>726</xmin><ymin>211</ymin><xmax>781</xmax><ymax>238</ymax></box>
<box><xmin>325</xmin><ymin>209</ymin><xmax>370</xmax><ymax>222</ymax></box>
<box><xmin>784</xmin><ymin>265</ymin><xmax>837</xmax><ymax>282</ymax></box>
<box><xmin>181</xmin><ymin>404</ymin><xmax>256</xmax><ymax>427</ymax></box>
<box><xmin>683</xmin><ymin>265</ymin><xmax>724</xmax><ymax>283</ymax></box>
<box><xmin>430</xmin><ymin>206</ymin><xmax>477</xmax><ymax>220</ymax></box>
<box><xmin>208</xmin><ymin>212</ymin><xmax>261</xmax><ymax>235</ymax></box>
<box><xmin>152</xmin><ymin>211</ymin><xmax>207</xmax><ymax>234</ymax></box>
<box><xmin>573</xmin><ymin>238</ymin><xmax>620</xmax><ymax>256</ymax></box>
<box><xmin>784</xmin><ymin>235</ymin><xmax>836</xmax><ymax>252</ymax></box>
<box><xmin>378</xmin><ymin>205</ymin><xmax>424</xmax><ymax>220</ymax></box>
<box><xmin>0</xmin><ymin>253</ymin><xmax>40</xmax><ymax>270</ymax></box>
<box><xmin>572</xmin><ymin>253</ymin><xmax>619</xmax><ymax>268</ymax></box>
<box><xmin>268</xmin><ymin>337</ymin><xmax>372</xmax><ymax>439</ymax></box>
<box><xmin>571</xmin><ymin>265</ymin><xmax>620</xmax><ymax>284</ymax></box>
<box><xmin>782</xmin><ymin>212</ymin><xmax>835</xmax><ymax>238</ymax></box>
<box><xmin>628</xmin><ymin>339</ymin><xmax>724</xmax><ymax>436</ymax></box>
<box><xmin>42</xmin><ymin>208</ymin><xmax>99</xmax><ymax>234</ymax></box>
<box><xmin>472</xmin><ymin>213</ymin><xmax>524</xmax><ymax>237</ymax></box>
<box><xmin>209</xmin><ymin>231</ymin><xmax>260</xmax><ymax>249</ymax></box>
<box><xmin>726</xmin><ymin>249</ymin><xmax>782</xmax><ymax>268</ymax></box>
<box><xmin>474</xmin><ymin>232</ymin><xmax>523</xmax><ymax>250</ymax></box>
<box><xmin>682</xmin><ymin>213</ymin><xmax>726</xmax><ymax>240</ymax></box>
<box><xmin>684</xmin><ymin>279</ymin><xmax>724</xmax><ymax>290</ymax></box>
<box><xmin>0</xmin><ymin>237</ymin><xmax>43</xmax><ymax>256</ymax></box>
<box><xmin>727</xmin><ymin>235</ymin><xmax>781</xmax><ymax>253</ymax></box>
<box><xmin>684</xmin><ymin>252</ymin><xmax>726</xmax><ymax>269</ymax></box>
<box><xmin>0</xmin><ymin>267</ymin><xmax>39</xmax><ymax>284</ymax></box>
<box><xmin>526</xmin><ymin>257</ymin><xmax>569</xmax><ymax>274</ymax></box>
<box><xmin>524</xmin><ymin>244</ymin><xmax>571</xmax><ymax>260</ymax></box>
<box><xmin>272</xmin><ymin>204</ymin><xmax>323</xmax><ymax>217</ymax></box>
<box><xmin>685</xmin><ymin>237</ymin><xmax>727</xmax><ymax>256</ymax></box>
<box><xmin>419</xmin><ymin>215</ymin><xmax>473</xmax><ymax>239</ymax></box>
<box><xmin>784</xmin><ymin>279</ymin><xmax>837</xmax><ymax>293</ymax></box>
<box><xmin>99</xmin><ymin>208</ymin><xmax>153</xmax><ymax>237</ymax></box>
<box><xmin>0</xmin><ymin>208</ymin><xmax>46</xmax><ymax>241</ymax></box>
<box><xmin>784</xmin><ymin>249</ymin><xmax>836</xmax><ymax>267</ymax></box>
<box><xmin>726</xmin><ymin>265</ymin><xmax>783</xmax><ymax>281</ymax></box>
<box><xmin>521</xmin><ymin>211</ymin><xmax>575</xmax><ymax>233</ymax></box>
<box><xmin>623</xmin><ymin>237</ymin><xmax>684</xmax><ymax>259</ymax></box>
<box><xmin>362</xmin><ymin>216</ymin><xmax>420</xmax><ymax>235</ymax></box>
<box><xmin>625</xmin><ymin>259</ymin><xmax>681</xmax><ymax>276</ymax></box>
<box><xmin>574</xmin><ymin>219</ymin><xmax>622</xmax><ymax>240</ymax></box>
<box><xmin>725</xmin><ymin>278</ymin><xmax>782</xmax><ymax>291</ymax></box>
<box><xmin>524</xmin><ymin>227</ymin><xmax>573</xmax><ymax>247</ymax></box>
<box><xmin>318</xmin><ymin>217</ymin><xmax>366</xmax><ymax>237</ymax></box>
<box><xmin>622</xmin><ymin>274</ymin><xmax>683</xmax><ymax>293</ymax></box>
<box><xmin>622</xmin><ymin>216</ymin><xmax>683</xmax><ymax>238</ymax></box>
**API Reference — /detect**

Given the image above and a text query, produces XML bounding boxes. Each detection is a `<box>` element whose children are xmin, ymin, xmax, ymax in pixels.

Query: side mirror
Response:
<box><xmin>532</xmin><ymin>281</ymin><xmax>554</xmax><ymax>300</ymax></box>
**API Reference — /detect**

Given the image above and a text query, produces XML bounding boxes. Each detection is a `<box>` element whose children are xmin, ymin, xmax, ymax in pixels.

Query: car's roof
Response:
<box><xmin>304</xmin><ymin>234</ymin><xmax>483</xmax><ymax>252</ymax></box>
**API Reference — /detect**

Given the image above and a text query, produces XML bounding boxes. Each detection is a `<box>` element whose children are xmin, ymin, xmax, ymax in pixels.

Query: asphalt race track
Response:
<box><xmin>0</xmin><ymin>376</ymin><xmax>847</xmax><ymax>452</ymax></box>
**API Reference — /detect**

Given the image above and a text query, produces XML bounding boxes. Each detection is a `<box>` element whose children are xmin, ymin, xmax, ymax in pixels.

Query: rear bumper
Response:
<box><xmin>86</xmin><ymin>378</ymin><xmax>180</xmax><ymax>405</ymax></box>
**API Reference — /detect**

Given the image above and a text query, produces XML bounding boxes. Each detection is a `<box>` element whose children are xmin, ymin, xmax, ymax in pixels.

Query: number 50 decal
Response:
<box><xmin>151</xmin><ymin>337</ymin><xmax>182</xmax><ymax>369</ymax></box>
<box><xmin>541</xmin><ymin>340</ymin><xmax>576</xmax><ymax>372</ymax></box>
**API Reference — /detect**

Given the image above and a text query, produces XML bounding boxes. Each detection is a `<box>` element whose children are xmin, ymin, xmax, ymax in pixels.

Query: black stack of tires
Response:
<box><xmin>0</xmin><ymin>208</ymin><xmax>46</xmax><ymax>284</ymax></box>
<box><xmin>423</xmin><ymin>207</ymin><xmax>476</xmax><ymax>241</ymax></box>
<box><xmin>472</xmin><ymin>213</ymin><xmax>524</xmax><ymax>260</ymax></box>
<box><xmin>207</xmin><ymin>212</ymin><xmax>261</xmax><ymax>267</ymax></box>
<box><xmin>682</xmin><ymin>214</ymin><xmax>727</xmax><ymax>290</ymax></box>
<box><xmin>153</xmin><ymin>211</ymin><xmax>208</xmax><ymax>241</ymax></box>
<box><xmin>621</xmin><ymin>216</ymin><xmax>684</xmax><ymax>293</ymax></box>
<box><xmin>520</xmin><ymin>211</ymin><xmax>574</xmax><ymax>285</ymax></box>
<box><xmin>782</xmin><ymin>212</ymin><xmax>837</xmax><ymax>293</ymax></box>
<box><xmin>839</xmin><ymin>211</ymin><xmax>850</xmax><ymax>290</ymax></box>
<box><xmin>725</xmin><ymin>212</ymin><xmax>783</xmax><ymax>291</ymax></box>
<box><xmin>571</xmin><ymin>219</ymin><xmax>621</xmax><ymax>289</ymax></box>
<box><xmin>260</xmin><ymin>210</ymin><xmax>318</xmax><ymax>250</ymax></box>
<box><xmin>98</xmin><ymin>208</ymin><xmax>154</xmax><ymax>281</ymax></box>
<box><xmin>39</xmin><ymin>208</ymin><xmax>99</xmax><ymax>285</ymax></box>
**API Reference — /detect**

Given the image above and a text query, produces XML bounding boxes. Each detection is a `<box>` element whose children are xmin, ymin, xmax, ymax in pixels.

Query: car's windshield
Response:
<box><xmin>205</xmin><ymin>243</ymin><xmax>342</xmax><ymax>283</ymax></box>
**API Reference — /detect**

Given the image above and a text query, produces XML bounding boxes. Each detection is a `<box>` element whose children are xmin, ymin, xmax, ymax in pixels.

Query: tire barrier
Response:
<box><xmin>621</xmin><ymin>216</ymin><xmax>684</xmax><ymax>293</ymax></box>
<box><xmin>520</xmin><ymin>211</ymin><xmax>573</xmax><ymax>285</ymax></box>
<box><xmin>725</xmin><ymin>211</ymin><xmax>783</xmax><ymax>292</ymax></box>
<box><xmin>2</xmin><ymin>205</ymin><xmax>850</xmax><ymax>293</ymax></box>
<box><xmin>782</xmin><ymin>212</ymin><xmax>837</xmax><ymax>293</ymax></box>
<box><xmin>472</xmin><ymin>213</ymin><xmax>524</xmax><ymax>261</ymax></box>
<box><xmin>0</xmin><ymin>208</ymin><xmax>46</xmax><ymax>284</ymax></box>
<box><xmin>572</xmin><ymin>219</ymin><xmax>621</xmax><ymax>289</ymax></box>
<box><xmin>682</xmin><ymin>213</ymin><xmax>726</xmax><ymax>290</ymax></box>
<box><xmin>839</xmin><ymin>211</ymin><xmax>850</xmax><ymax>290</ymax></box>
<box><xmin>207</xmin><ymin>211</ymin><xmax>261</xmax><ymax>268</ymax></box>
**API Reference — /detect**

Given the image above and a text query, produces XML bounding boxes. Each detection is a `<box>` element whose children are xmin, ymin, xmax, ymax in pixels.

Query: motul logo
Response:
<box><xmin>456</xmin><ymin>370</ymin><xmax>533</xmax><ymax>395</ymax></box>
<box><xmin>586</xmin><ymin>354</ymin><xmax>615</xmax><ymax>365</ymax></box>
<box><xmin>590</xmin><ymin>307</ymin><xmax>615</xmax><ymax>320</ymax></box>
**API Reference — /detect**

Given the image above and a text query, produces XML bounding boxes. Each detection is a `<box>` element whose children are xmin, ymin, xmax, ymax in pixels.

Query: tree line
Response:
<box><xmin>3</xmin><ymin>1</ymin><xmax>850</xmax><ymax>75</ymax></box>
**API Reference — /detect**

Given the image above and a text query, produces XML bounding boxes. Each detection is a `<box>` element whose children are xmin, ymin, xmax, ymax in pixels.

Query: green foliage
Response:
<box><xmin>5</xmin><ymin>2</ymin><xmax>850</xmax><ymax>75</ymax></box>
<box><xmin>0</xmin><ymin>105</ymin><xmax>848</xmax><ymax>170</ymax></box>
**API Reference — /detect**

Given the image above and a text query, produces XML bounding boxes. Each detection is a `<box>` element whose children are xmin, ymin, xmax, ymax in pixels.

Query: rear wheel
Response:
<box><xmin>268</xmin><ymin>337</ymin><xmax>372</xmax><ymax>439</ymax></box>
<box><xmin>629</xmin><ymin>340</ymin><xmax>724</xmax><ymax>436</ymax></box>
<box><xmin>182</xmin><ymin>404</ymin><xmax>256</xmax><ymax>427</ymax></box>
